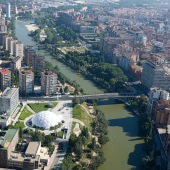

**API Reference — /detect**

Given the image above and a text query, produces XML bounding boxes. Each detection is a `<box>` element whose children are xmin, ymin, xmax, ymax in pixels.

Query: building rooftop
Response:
<box><xmin>12</xmin><ymin>56</ymin><xmax>21</xmax><ymax>63</ymax></box>
<box><xmin>21</xmin><ymin>69</ymin><xmax>33</xmax><ymax>75</ymax></box>
<box><xmin>43</xmin><ymin>70</ymin><xmax>56</xmax><ymax>76</ymax></box>
<box><xmin>9</xmin><ymin>151</ymin><xmax>40</xmax><ymax>163</ymax></box>
<box><xmin>25</xmin><ymin>141</ymin><xmax>41</xmax><ymax>156</ymax></box>
<box><xmin>0</xmin><ymin>68</ymin><xmax>10</xmax><ymax>75</ymax></box>
<box><xmin>0</xmin><ymin>129</ymin><xmax>18</xmax><ymax>148</ymax></box>
<box><xmin>1</xmin><ymin>87</ymin><xmax>18</xmax><ymax>98</ymax></box>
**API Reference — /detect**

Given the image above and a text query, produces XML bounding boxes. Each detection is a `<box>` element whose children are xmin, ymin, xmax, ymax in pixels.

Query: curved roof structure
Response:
<box><xmin>31</xmin><ymin>111</ymin><xmax>63</xmax><ymax>129</ymax></box>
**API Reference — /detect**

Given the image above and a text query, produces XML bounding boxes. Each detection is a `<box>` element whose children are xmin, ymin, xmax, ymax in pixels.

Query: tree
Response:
<box><xmin>32</xmin><ymin>130</ymin><xmax>45</xmax><ymax>144</ymax></box>
<box><xmin>142</xmin><ymin>155</ymin><xmax>154</xmax><ymax>169</ymax></box>
<box><xmin>64</xmin><ymin>86</ymin><xmax>69</xmax><ymax>93</ymax></box>
<box><xmin>44</xmin><ymin>135</ymin><xmax>54</xmax><ymax>147</ymax></box>
<box><xmin>72</xmin><ymin>97</ymin><xmax>80</xmax><ymax>106</ymax></box>
<box><xmin>74</xmin><ymin>139</ymin><xmax>83</xmax><ymax>159</ymax></box>
<box><xmin>61</xmin><ymin>154</ymin><xmax>73</xmax><ymax>170</ymax></box>
<box><xmin>89</xmin><ymin>138</ymin><xmax>97</xmax><ymax>150</ymax></box>
<box><xmin>98</xmin><ymin>133</ymin><xmax>109</xmax><ymax>145</ymax></box>
<box><xmin>19</xmin><ymin>127</ymin><xmax>23</xmax><ymax>139</ymax></box>
<box><xmin>11</xmin><ymin>71</ymin><xmax>19</xmax><ymax>86</ymax></box>
<box><xmin>81</xmin><ymin>127</ymin><xmax>89</xmax><ymax>139</ymax></box>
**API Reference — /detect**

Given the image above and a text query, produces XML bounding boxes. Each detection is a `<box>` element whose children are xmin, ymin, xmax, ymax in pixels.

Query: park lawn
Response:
<box><xmin>28</xmin><ymin>102</ymin><xmax>57</xmax><ymax>113</ymax></box>
<box><xmin>57</xmin><ymin>131</ymin><xmax>63</xmax><ymax>138</ymax></box>
<box><xmin>19</xmin><ymin>107</ymin><xmax>33</xmax><ymax>120</ymax></box>
<box><xmin>73</xmin><ymin>104</ymin><xmax>92</xmax><ymax>131</ymax></box>
<box><xmin>14</xmin><ymin>121</ymin><xmax>25</xmax><ymax>129</ymax></box>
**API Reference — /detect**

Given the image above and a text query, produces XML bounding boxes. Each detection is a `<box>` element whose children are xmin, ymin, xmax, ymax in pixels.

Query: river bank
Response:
<box><xmin>25</xmin><ymin>23</ymin><xmax>39</xmax><ymax>32</ymax></box>
<box><xmin>15</xmin><ymin>20</ymin><xmax>103</xmax><ymax>94</ymax></box>
<box><xmin>15</xmin><ymin>19</ymin><xmax>145</xmax><ymax>170</ymax></box>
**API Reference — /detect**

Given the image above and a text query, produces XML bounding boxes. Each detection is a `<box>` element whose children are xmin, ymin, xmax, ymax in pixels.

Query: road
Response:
<box><xmin>49</xmin><ymin>100</ymin><xmax>73</xmax><ymax>170</ymax></box>
<box><xmin>20</xmin><ymin>92</ymin><xmax>137</xmax><ymax>103</ymax></box>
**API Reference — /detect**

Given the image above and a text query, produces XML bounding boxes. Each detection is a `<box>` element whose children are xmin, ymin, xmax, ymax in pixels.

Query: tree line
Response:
<box><xmin>56</xmin><ymin>51</ymin><xmax>128</xmax><ymax>92</ymax></box>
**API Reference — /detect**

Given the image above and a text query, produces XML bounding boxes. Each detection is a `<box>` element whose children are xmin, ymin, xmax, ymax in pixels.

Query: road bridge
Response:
<box><xmin>76</xmin><ymin>93</ymin><xmax>137</xmax><ymax>100</ymax></box>
<box><xmin>20</xmin><ymin>93</ymin><xmax>137</xmax><ymax>102</ymax></box>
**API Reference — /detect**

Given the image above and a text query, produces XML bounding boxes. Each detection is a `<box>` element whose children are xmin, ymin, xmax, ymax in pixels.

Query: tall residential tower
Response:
<box><xmin>6</xmin><ymin>3</ymin><xmax>11</xmax><ymax>19</ymax></box>
<box><xmin>41</xmin><ymin>71</ymin><xmax>58</xmax><ymax>96</ymax></box>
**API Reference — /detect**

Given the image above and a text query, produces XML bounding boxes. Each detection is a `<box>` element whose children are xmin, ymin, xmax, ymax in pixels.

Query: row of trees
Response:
<box><xmin>128</xmin><ymin>95</ymin><xmax>155</xmax><ymax>169</ymax></box>
<box><xmin>127</xmin><ymin>94</ymin><xmax>148</xmax><ymax>114</ymax></box>
<box><xmin>139</xmin><ymin>114</ymin><xmax>154</xmax><ymax>169</ymax></box>
<box><xmin>92</xmin><ymin>109</ymin><xmax>109</xmax><ymax>145</ymax></box>
<box><xmin>56</xmin><ymin>51</ymin><xmax>127</xmax><ymax>92</ymax></box>
<box><xmin>30</xmin><ymin>9</ymin><xmax>127</xmax><ymax>93</ymax></box>
<box><xmin>31</xmin><ymin>12</ymin><xmax>77</xmax><ymax>45</ymax></box>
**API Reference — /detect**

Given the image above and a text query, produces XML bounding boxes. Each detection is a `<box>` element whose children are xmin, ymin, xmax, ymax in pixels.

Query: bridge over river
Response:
<box><xmin>20</xmin><ymin>93</ymin><xmax>137</xmax><ymax>102</ymax></box>
<box><xmin>76</xmin><ymin>93</ymin><xmax>137</xmax><ymax>100</ymax></box>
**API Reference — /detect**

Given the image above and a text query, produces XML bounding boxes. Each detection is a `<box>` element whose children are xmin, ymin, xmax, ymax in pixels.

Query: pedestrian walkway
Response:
<box><xmin>26</xmin><ymin>104</ymin><xmax>35</xmax><ymax>114</ymax></box>
<box><xmin>73</xmin><ymin>118</ymin><xmax>85</xmax><ymax>126</ymax></box>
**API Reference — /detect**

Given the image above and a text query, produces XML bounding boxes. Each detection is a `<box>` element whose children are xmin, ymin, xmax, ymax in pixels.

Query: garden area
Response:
<box><xmin>73</xmin><ymin>104</ymin><xmax>92</xmax><ymax>131</ymax></box>
<box><xmin>28</xmin><ymin>102</ymin><xmax>57</xmax><ymax>113</ymax></box>
<box><xmin>14</xmin><ymin>121</ymin><xmax>25</xmax><ymax>129</ymax></box>
<box><xmin>19</xmin><ymin>107</ymin><xmax>33</xmax><ymax>120</ymax></box>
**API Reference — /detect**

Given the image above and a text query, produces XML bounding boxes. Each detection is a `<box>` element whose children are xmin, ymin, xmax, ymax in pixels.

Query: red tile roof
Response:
<box><xmin>0</xmin><ymin>69</ymin><xmax>11</xmax><ymax>75</ymax></box>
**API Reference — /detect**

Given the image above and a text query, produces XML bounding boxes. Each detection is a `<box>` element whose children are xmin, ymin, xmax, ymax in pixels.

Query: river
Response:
<box><xmin>15</xmin><ymin>20</ymin><xmax>144</xmax><ymax>170</ymax></box>
<box><xmin>15</xmin><ymin>20</ymin><xmax>103</xmax><ymax>95</ymax></box>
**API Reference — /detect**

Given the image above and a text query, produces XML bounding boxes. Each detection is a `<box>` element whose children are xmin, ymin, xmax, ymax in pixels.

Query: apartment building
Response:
<box><xmin>0</xmin><ymin>87</ymin><xmax>19</xmax><ymax>115</ymax></box>
<box><xmin>9</xmin><ymin>39</ymin><xmax>17</xmax><ymax>56</ymax></box>
<box><xmin>6</xmin><ymin>3</ymin><xmax>11</xmax><ymax>19</ymax></box>
<box><xmin>3</xmin><ymin>36</ymin><xmax>12</xmax><ymax>51</ymax></box>
<box><xmin>41</xmin><ymin>71</ymin><xmax>58</xmax><ymax>96</ymax></box>
<box><xmin>0</xmin><ymin>32</ymin><xmax>7</xmax><ymax>46</ymax></box>
<box><xmin>24</xmin><ymin>47</ymin><xmax>44</xmax><ymax>72</ymax></box>
<box><xmin>11</xmin><ymin>56</ymin><xmax>22</xmax><ymax>70</ymax></box>
<box><xmin>19</xmin><ymin>69</ymin><xmax>34</xmax><ymax>95</ymax></box>
<box><xmin>141</xmin><ymin>60</ymin><xmax>170</xmax><ymax>91</ymax></box>
<box><xmin>0</xmin><ymin>68</ymin><xmax>11</xmax><ymax>91</ymax></box>
<box><xmin>147</xmin><ymin>88</ymin><xmax>170</xmax><ymax>113</ymax></box>
<box><xmin>24</xmin><ymin>46</ymin><xmax>36</xmax><ymax>66</ymax></box>
<box><xmin>13</xmin><ymin>41</ymin><xmax>24</xmax><ymax>59</ymax></box>
<box><xmin>100</xmin><ymin>37</ymin><xmax>119</xmax><ymax>63</ymax></box>
<box><xmin>0</xmin><ymin>18</ymin><xmax>7</xmax><ymax>33</ymax></box>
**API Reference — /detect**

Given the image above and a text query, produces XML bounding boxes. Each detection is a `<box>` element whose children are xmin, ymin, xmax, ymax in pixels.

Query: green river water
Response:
<box><xmin>15</xmin><ymin>20</ymin><xmax>144</xmax><ymax>170</ymax></box>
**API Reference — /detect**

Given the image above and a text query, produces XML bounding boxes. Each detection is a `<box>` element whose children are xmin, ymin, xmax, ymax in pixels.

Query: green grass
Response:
<box><xmin>28</xmin><ymin>102</ymin><xmax>57</xmax><ymax>113</ymax></box>
<box><xmin>57</xmin><ymin>131</ymin><xmax>63</xmax><ymax>138</ymax></box>
<box><xmin>73</xmin><ymin>104</ymin><xmax>92</xmax><ymax>131</ymax></box>
<box><xmin>52</xmin><ymin>102</ymin><xmax>58</xmax><ymax>107</ymax></box>
<box><xmin>19</xmin><ymin>107</ymin><xmax>33</xmax><ymax>120</ymax></box>
<box><xmin>14</xmin><ymin>121</ymin><xmax>25</xmax><ymax>129</ymax></box>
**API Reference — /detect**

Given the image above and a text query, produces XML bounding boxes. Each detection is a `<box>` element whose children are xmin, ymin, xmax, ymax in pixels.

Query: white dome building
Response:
<box><xmin>31</xmin><ymin>111</ymin><xmax>63</xmax><ymax>129</ymax></box>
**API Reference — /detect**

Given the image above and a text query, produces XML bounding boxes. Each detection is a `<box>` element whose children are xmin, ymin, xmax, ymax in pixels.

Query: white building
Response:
<box><xmin>0</xmin><ymin>87</ymin><xmax>19</xmax><ymax>115</ymax></box>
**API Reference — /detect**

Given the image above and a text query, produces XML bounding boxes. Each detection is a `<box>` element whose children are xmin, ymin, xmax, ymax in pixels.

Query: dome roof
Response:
<box><xmin>32</xmin><ymin>111</ymin><xmax>63</xmax><ymax>129</ymax></box>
